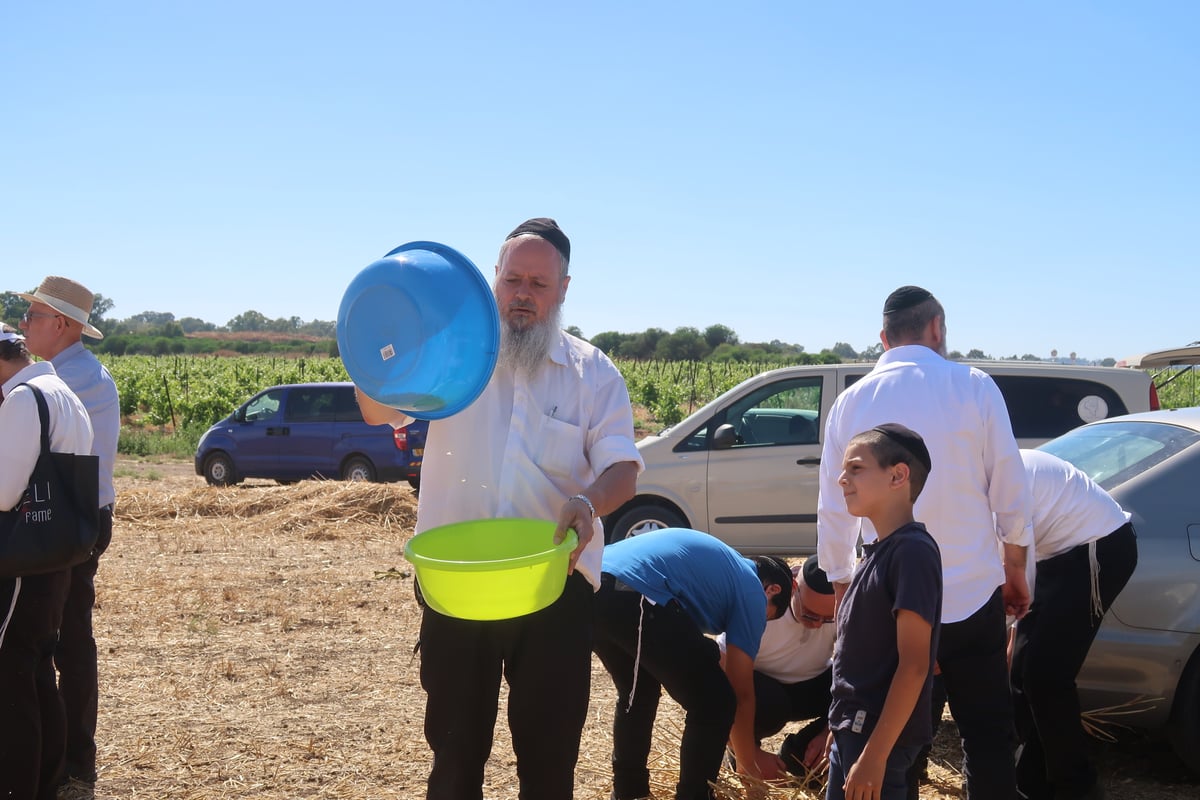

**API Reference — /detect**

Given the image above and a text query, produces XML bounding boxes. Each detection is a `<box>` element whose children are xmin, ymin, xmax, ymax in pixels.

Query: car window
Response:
<box><xmin>991</xmin><ymin>376</ymin><xmax>1128</xmax><ymax>441</ymax></box>
<box><xmin>284</xmin><ymin>388</ymin><xmax>337</xmax><ymax>423</ymax></box>
<box><xmin>1040</xmin><ymin>420</ymin><xmax>1200</xmax><ymax>490</ymax></box>
<box><xmin>333</xmin><ymin>386</ymin><xmax>366</xmax><ymax>422</ymax></box>
<box><xmin>724</xmin><ymin>377</ymin><xmax>823</xmax><ymax>447</ymax></box>
<box><xmin>242</xmin><ymin>390</ymin><xmax>283</xmax><ymax>422</ymax></box>
<box><xmin>676</xmin><ymin>419</ymin><xmax>713</xmax><ymax>451</ymax></box>
<box><xmin>843</xmin><ymin>371</ymin><xmax>1130</xmax><ymax>441</ymax></box>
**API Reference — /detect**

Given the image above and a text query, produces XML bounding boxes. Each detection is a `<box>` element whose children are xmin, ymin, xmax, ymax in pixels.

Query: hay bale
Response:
<box><xmin>117</xmin><ymin>481</ymin><xmax>419</xmax><ymax>539</ymax></box>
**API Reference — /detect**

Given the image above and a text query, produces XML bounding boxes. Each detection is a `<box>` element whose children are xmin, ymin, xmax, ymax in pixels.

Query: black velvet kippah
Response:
<box><xmin>801</xmin><ymin>556</ymin><xmax>834</xmax><ymax>596</ymax></box>
<box><xmin>872</xmin><ymin>423</ymin><xmax>933</xmax><ymax>473</ymax></box>
<box><xmin>505</xmin><ymin>217</ymin><xmax>570</xmax><ymax>263</ymax></box>
<box><xmin>882</xmin><ymin>285</ymin><xmax>934</xmax><ymax>315</ymax></box>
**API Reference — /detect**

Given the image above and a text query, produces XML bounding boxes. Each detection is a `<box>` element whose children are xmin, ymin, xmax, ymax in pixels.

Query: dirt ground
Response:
<box><xmin>79</xmin><ymin>457</ymin><xmax>1198</xmax><ymax>799</ymax></box>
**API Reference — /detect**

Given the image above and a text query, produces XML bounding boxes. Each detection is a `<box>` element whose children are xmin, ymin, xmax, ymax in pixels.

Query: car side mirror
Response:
<box><xmin>713</xmin><ymin>423</ymin><xmax>738</xmax><ymax>450</ymax></box>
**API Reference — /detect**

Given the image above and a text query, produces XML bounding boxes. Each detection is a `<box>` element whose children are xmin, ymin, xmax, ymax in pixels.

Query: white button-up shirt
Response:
<box><xmin>1021</xmin><ymin>449</ymin><xmax>1130</xmax><ymax>563</ymax></box>
<box><xmin>719</xmin><ymin>612</ymin><xmax>836</xmax><ymax>684</ymax></box>
<box><xmin>416</xmin><ymin>330</ymin><xmax>643</xmax><ymax>590</ymax></box>
<box><xmin>817</xmin><ymin>345</ymin><xmax>1031</xmax><ymax>623</ymax></box>
<box><xmin>1</xmin><ymin>361</ymin><xmax>94</xmax><ymax>511</ymax></box>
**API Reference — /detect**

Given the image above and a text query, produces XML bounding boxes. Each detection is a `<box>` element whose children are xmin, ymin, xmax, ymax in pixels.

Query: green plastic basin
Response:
<box><xmin>403</xmin><ymin>518</ymin><xmax>578</xmax><ymax>620</ymax></box>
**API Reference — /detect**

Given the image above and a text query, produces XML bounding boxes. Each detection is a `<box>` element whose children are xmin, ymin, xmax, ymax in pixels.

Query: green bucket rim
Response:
<box><xmin>404</xmin><ymin>520</ymin><xmax>578</xmax><ymax>573</ymax></box>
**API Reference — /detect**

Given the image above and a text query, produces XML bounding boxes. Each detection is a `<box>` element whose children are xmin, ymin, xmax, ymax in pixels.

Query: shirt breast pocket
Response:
<box><xmin>539</xmin><ymin>415</ymin><xmax>585</xmax><ymax>481</ymax></box>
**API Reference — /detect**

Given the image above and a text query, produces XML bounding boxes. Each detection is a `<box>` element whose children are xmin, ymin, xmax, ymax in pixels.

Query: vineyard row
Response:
<box><xmin>97</xmin><ymin>354</ymin><xmax>1191</xmax><ymax>432</ymax></box>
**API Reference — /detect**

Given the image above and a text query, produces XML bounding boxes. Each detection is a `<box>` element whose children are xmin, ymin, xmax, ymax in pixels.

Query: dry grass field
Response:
<box><xmin>81</xmin><ymin>458</ymin><xmax>1199</xmax><ymax>799</ymax></box>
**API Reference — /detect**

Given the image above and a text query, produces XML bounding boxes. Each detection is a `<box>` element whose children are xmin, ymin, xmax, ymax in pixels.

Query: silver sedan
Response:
<box><xmin>1040</xmin><ymin>406</ymin><xmax>1200</xmax><ymax>773</ymax></box>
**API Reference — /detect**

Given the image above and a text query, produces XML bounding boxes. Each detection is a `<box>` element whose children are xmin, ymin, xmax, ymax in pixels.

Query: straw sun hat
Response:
<box><xmin>16</xmin><ymin>275</ymin><xmax>104</xmax><ymax>339</ymax></box>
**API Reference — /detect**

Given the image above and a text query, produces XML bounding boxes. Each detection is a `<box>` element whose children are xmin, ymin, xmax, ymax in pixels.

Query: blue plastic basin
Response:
<box><xmin>337</xmin><ymin>241</ymin><xmax>499</xmax><ymax>419</ymax></box>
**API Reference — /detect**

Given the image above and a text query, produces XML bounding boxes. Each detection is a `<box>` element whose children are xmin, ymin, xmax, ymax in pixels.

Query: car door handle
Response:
<box><xmin>796</xmin><ymin>457</ymin><xmax>820</xmax><ymax>466</ymax></box>
<box><xmin>267</xmin><ymin>427</ymin><xmax>290</xmax><ymax>436</ymax></box>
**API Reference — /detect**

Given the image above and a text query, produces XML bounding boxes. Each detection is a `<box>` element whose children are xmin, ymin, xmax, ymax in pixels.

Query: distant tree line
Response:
<box><xmin>1</xmin><ymin>291</ymin><xmax>1114</xmax><ymax>364</ymax></box>
<box><xmin>578</xmin><ymin>324</ymin><xmax>844</xmax><ymax>365</ymax></box>
<box><xmin>0</xmin><ymin>292</ymin><xmax>338</xmax><ymax>356</ymax></box>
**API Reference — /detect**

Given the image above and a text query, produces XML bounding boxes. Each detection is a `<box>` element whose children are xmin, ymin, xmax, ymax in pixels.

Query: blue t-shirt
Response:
<box><xmin>602</xmin><ymin>528</ymin><xmax>767</xmax><ymax>658</ymax></box>
<box><xmin>829</xmin><ymin>522</ymin><xmax>942</xmax><ymax>747</ymax></box>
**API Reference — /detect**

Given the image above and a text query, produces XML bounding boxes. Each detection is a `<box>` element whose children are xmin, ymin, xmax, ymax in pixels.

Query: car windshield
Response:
<box><xmin>1040</xmin><ymin>419</ymin><xmax>1200</xmax><ymax>490</ymax></box>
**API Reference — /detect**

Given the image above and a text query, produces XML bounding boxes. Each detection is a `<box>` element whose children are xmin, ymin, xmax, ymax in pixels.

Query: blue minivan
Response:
<box><xmin>194</xmin><ymin>382</ymin><xmax>425</xmax><ymax>487</ymax></box>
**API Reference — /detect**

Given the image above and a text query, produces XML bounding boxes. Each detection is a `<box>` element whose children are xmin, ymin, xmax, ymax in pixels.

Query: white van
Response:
<box><xmin>606</xmin><ymin>361</ymin><xmax>1157</xmax><ymax>554</ymax></box>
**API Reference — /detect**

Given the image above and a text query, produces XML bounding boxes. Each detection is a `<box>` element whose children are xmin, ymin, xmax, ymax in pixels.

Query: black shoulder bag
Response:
<box><xmin>0</xmin><ymin>383</ymin><xmax>101</xmax><ymax>578</ymax></box>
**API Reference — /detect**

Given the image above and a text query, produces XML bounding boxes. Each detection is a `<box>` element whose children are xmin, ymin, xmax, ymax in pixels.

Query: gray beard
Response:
<box><xmin>498</xmin><ymin>305</ymin><xmax>561</xmax><ymax>376</ymax></box>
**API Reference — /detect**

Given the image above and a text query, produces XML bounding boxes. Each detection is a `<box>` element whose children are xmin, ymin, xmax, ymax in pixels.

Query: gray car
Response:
<box><xmin>1041</xmin><ymin>407</ymin><xmax>1200</xmax><ymax>772</ymax></box>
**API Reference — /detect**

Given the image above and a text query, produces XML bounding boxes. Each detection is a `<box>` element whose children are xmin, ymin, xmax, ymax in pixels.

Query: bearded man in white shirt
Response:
<box><xmin>816</xmin><ymin>285</ymin><xmax>1032</xmax><ymax>800</ymax></box>
<box><xmin>357</xmin><ymin>218</ymin><xmax>643</xmax><ymax>800</ymax></box>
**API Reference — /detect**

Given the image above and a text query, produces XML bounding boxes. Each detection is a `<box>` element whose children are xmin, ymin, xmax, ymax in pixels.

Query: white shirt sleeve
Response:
<box><xmin>979</xmin><ymin>377</ymin><xmax>1032</xmax><ymax>548</ymax></box>
<box><xmin>816</xmin><ymin>401</ymin><xmax>858</xmax><ymax>584</ymax></box>
<box><xmin>0</xmin><ymin>389</ymin><xmax>43</xmax><ymax>510</ymax></box>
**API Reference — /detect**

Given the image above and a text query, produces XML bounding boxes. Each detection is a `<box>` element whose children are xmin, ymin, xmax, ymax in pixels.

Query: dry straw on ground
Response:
<box><xmin>83</xmin><ymin>461</ymin><xmax>1198</xmax><ymax>799</ymax></box>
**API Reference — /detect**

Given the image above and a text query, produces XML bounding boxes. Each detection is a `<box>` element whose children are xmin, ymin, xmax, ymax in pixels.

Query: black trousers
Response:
<box><xmin>752</xmin><ymin>667</ymin><xmax>832</xmax><ymax>741</ymax></box>
<box><xmin>937</xmin><ymin>587</ymin><xmax>1018</xmax><ymax>800</ymax></box>
<box><xmin>1011</xmin><ymin>524</ymin><xmax>1137</xmax><ymax>800</ymax></box>
<box><xmin>56</xmin><ymin>505</ymin><xmax>112</xmax><ymax>782</ymax></box>
<box><xmin>592</xmin><ymin>578</ymin><xmax>735</xmax><ymax>800</ymax></box>
<box><xmin>419</xmin><ymin>571</ymin><xmax>593</xmax><ymax>800</ymax></box>
<box><xmin>0</xmin><ymin>570</ymin><xmax>72</xmax><ymax>800</ymax></box>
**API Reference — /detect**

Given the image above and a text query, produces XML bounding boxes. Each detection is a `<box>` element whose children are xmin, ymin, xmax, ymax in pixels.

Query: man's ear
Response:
<box><xmin>926</xmin><ymin>315</ymin><xmax>945</xmax><ymax>350</ymax></box>
<box><xmin>765</xmin><ymin>583</ymin><xmax>782</xmax><ymax>600</ymax></box>
<box><xmin>890</xmin><ymin>461</ymin><xmax>911</xmax><ymax>489</ymax></box>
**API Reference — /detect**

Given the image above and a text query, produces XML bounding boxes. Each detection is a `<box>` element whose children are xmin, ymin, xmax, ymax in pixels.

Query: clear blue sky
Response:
<box><xmin>2</xmin><ymin>2</ymin><xmax>1196</xmax><ymax>362</ymax></box>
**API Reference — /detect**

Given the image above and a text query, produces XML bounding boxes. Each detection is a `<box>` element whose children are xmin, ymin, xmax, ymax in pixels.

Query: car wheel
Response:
<box><xmin>1170</xmin><ymin>648</ymin><xmax>1200</xmax><ymax>773</ymax></box>
<box><xmin>342</xmin><ymin>456</ymin><xmax>376</xmax><ymax>482</ymax></box>
<box><xmin>203</xmin><ymin>452</ymin><xmax>238</xmax><ymax>487</ymax></box>
<box><xmin>606</xmin><ymin>504</ymin><xmax>687</xmax><ymax>544</ymax></box>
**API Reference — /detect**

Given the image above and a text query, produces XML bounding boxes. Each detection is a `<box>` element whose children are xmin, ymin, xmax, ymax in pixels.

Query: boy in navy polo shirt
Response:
<box><xmin>827</xmin><ymin>424</ymin><xmax>942</xmax><ymax>800</ymax></box>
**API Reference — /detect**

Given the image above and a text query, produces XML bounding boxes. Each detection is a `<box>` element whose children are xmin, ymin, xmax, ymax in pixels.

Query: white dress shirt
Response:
<box><xmin>415</xmin><ymin>330</ymin><xmax>644</xmax><ymax>590</ymax></box>
<box><xmin>720</xmin><ymin>611</ymin><xmax>836</xmax><ymax>684</ymax></box>
<box><xmin>817</xmin><ymin>345</ymin><xmax>1031</xmax><ymax>623</ymax></box>
<box><xmin>1</xmin><ymin>362</ymin><xmax>94</xmax><ymax>510</ymax></box>
<box><xmin>1020</xmin><ymin>449</ymin><xmax>1130</xmax><ymax>563</ymax></box>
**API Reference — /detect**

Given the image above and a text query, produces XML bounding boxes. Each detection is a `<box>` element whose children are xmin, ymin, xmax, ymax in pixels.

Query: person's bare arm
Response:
<box><xmin>724</xmin><ymin>644</ymin><xmax>786</xmax><ymax>780</ymax></box>
<box><xmin>1002</xmin><ymin>543</ymin><xmax>1031</xmax><ymax>619</ymax></box>
<box><xmin>353</xmin><ymin>386</ymin><xmax>412</xmax><ymax>428</ymax></box>
<box><xmin>555</xmin><ymin>460</ymin><xmax>639</xmax><ymax>573</ymax></box>
<box><xmin>801</xmin><ymin>721</ymin><xmax>829</xmax><ymax>769</ymax></box>
<box><xmin>841</xmin><ymin>609</ymin><xmax>932</xmax><ymax>800</ymax></box>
